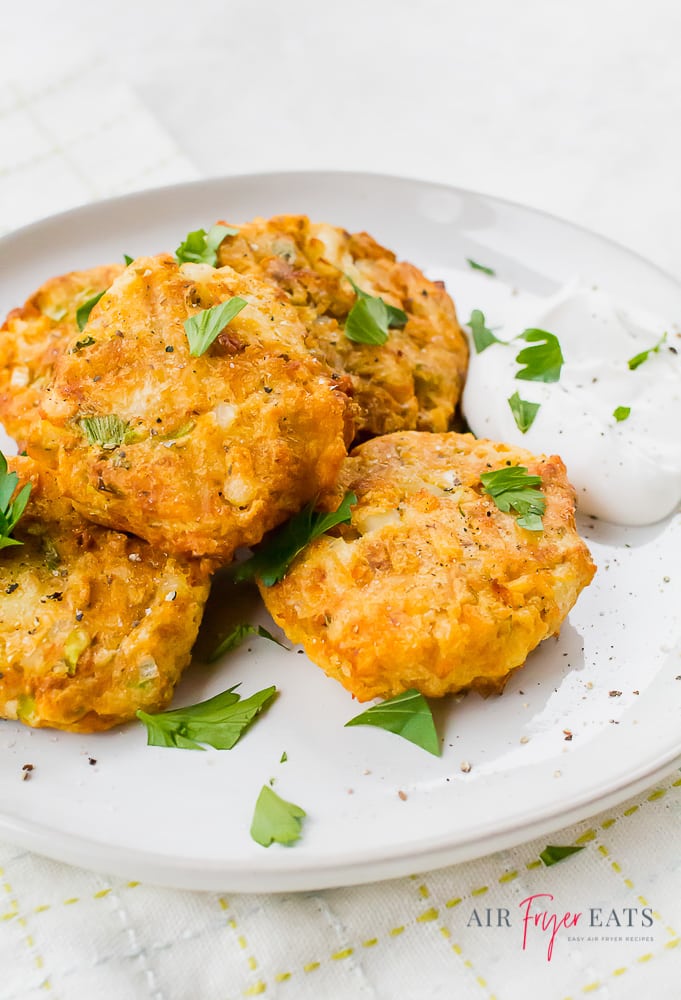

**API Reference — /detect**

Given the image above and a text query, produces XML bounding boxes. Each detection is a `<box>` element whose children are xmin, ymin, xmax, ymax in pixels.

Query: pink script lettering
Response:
<box><xmin>519</xmin><ymin>893</ymin><xmax>582</xmax><ymax>960</ymax></box>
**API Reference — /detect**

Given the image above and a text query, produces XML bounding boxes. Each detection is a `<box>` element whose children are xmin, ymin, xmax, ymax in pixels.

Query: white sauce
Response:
<box><xmin>462</xmin><ymin>281</ymin><xmax>681</xmax><ymax>525</ymax></box>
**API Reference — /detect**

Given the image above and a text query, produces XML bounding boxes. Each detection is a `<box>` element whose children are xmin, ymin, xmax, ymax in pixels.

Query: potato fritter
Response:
<box><xmin>217</xmin><ymin>215</ymin><xmax>469</xmax><ymax>438</ymax></box>
<box><xmin>0</xmin><ymin>457</ymin><xmax>211</xmax><ymax>732</ymax></box>
<box><xmin>0</xmin><ymin>264</ymin><xmax>124</xmax><ymax>456</ymax></box>
<box><xmin>38</xmin><ymin>255</ymin><xmax>352</xmax><ymax>560</ymax></box>
<box><xmin>259</xmin><ymin>432</ymin><xmax>596</xmax><ymax>702</ymax></box>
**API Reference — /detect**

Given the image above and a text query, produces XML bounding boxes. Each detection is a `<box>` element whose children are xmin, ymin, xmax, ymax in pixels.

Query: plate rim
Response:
<box><xmin>0</xmin><ymin>752</ymin><xmax>679</xmax><ymax>893</ymax></box>
<box><xmin>1</xmin><ymin>166</ymin><xmax>679</xmax><ymax>290</ymax></box>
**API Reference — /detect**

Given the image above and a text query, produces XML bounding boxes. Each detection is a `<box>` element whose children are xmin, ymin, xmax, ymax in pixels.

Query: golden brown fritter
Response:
<box><xmin>0</xmin><ymin>264</ymin><xmax>124</xmax><ymax>457</ymax></box>
<box><xmin>0</xmin><ymin>457</ymin><xmax>211</xmax><ymax>732</ymax></box>
<box><xmin>259</xmin><ymin>432</ymin><xmax>596</xmax><ymax>702</ymax></box>
<box><xmin>37</xmin><ymin>254</ymin><xmax>352</xmax><ymax>560</ymax></box>
<box><xmin>217</xmin><ymin>215</ymin><xmax>469</xmax><ymax>438</ymax></box>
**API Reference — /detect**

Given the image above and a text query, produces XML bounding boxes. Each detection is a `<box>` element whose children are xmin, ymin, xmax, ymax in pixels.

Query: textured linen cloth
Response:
<box><xmin>0</xmin><ymin>61</ymin><xmax>198</xmax><ymax>235</ymax></box>
<box><xmin>0</xmin><ymin>56</ymin><xmax>680</xmax><ymax>1000</ymax></box>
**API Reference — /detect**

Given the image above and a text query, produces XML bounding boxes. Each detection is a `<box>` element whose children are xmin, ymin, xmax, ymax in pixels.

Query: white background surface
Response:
<box><xmin>2</xmin><ymin>1</ymin><xmax>681</xmax><ymax>998</ymax></box>
<box><xmin>5</xmin><ymin>0</ymin><xmax>681</xmax><ymax>274</ymax></box>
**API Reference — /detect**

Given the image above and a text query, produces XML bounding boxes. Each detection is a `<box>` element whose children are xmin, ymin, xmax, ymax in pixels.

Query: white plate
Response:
<box><xmin>1</xmin><ymin>171</ymin><xmax>680</xmax><ymax>893</ymax></box>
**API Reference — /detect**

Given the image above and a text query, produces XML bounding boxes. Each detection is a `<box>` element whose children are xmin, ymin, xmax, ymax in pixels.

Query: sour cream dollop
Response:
<box><xmin>462</xmin><ymin>282</ymin><xmax>681</xmax><ymax>526</ymax></box>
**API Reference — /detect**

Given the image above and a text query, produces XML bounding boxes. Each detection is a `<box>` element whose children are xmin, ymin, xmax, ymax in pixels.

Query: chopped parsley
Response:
<box><xmin>466</xmin><ymin>258</ymin><xmax>496</xmax><ymax>276</ymax></box>
<box><xmin>628</xmin><ymin>331</ymin><xmax>667</xmax><ymax>370</ymax></box>
<box><xmin>467</xmin><ymin>309</ymin><xmax>502</xmax><ymax>354</ymax></box>
<box><xmin>79</xmin><ymin>414</ymin><xmax>130</xmax><ymax>450</ymax></box>
<box><xmin>184</xmin><ymin>298</ymin><xmax>248</xmax><ymax>357</ymax></box>
<box><xmin>344</xmin><ymin>276</ymin><xmax>407</xmax><ymax>345</ymax></box>
<box><xmin>250</xmin><ymin>785</ymin><xmax>306</xmax><ymax>847</ymax></box>
<box><xmin>123</xmin><ymin>254</ymin><xmax>134</xmax><ymax>266</ymax></box>
<box><xmin>345</xmin><ymin>688</ymin><xmax>440</xmax><ymax>756</ymax></box>
<box><xmin>76</xmin><ymin>291</ymin><xmax>106</xmax><ymax>332</ymax></box>
<box><xmin>539</xmin><ymin>844</ymin><xmax>585</xmax><ymax>867</ymax></box>
<box><xmin>73</xmin><ymin>335</ymin><xmax>95</xmax><ymax>353</ymax></box>
<box><xmin>175</xmin><ymin>224</ymin><xmax>238</xmax><ymax>266</ymax></box>
<box><xmin>234</xmin><ymin>491</ymin><xmax>356</xmax><ymax>587</ymax></box>
<box><xmin>207</xmin><ymin>623</ymin><xmax>288</xmax><ymax>663</ymax></box>
<box><xmin>613</xmin><ymin>405</ymin><xmax>631</xmax><ymax>422</ymax></box>
<box><xmin>480</xmin><ymin>465</ymin><xmax>546</xmax><ymax>531</ymax></box>
<box><xmin>515</xmin><ymin>328</ymin><xmax>564</xmax><ymax>383</ymax></box>
<box><xmin>508</xmin><ymin>391</ymin><xmax>540</xmax><ymax>433</ymax></box>
<box><xmin>0</xmin><ymin>452</ymin><xmax>32</xmax><ymax>551</ymax></box>
<box><xmin>137</xmin><ymin>684</ymin><xmax>276</xmax><ymax>750</ymax></box>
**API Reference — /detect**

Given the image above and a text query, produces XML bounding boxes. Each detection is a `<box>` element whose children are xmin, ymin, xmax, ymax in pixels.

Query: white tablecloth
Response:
<box><xmin>2</xmin><ymin>4</ymin><xmax>681</xmax><ymax>996</ymax></box>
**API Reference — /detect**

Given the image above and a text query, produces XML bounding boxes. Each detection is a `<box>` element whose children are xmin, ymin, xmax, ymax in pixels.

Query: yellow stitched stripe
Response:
<box><xmin>331</xmin><ymin>948</ymin><xmax>353</xmax><ymax>960</ymax></box>
<box><xmin>575</xmin><ymin>829</ymin><xmax>597</xmax><ymax>844</ymax></box>
<box><xmin>243</xmin><ymin>980</ymin><xmax>266</xmax><ymax>996</ymax></box>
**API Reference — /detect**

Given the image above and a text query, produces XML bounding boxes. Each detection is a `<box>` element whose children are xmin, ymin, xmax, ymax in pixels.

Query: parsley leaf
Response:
<box><xmin>613</xmin><ymin>405</ymin><xmax>631</xmax><ymax>422</ymax></box>
<box><xmin>234</xmin><ymin>491</ymin><xmax>356</xmax><ymax>587</ymax></box>
<box><xmin>515</xmin><ymin>328</ymin><xmax>564</xmax><ymax>383</ymax></box>
<box><xmin>539</xmin><ymin>844</ymin><xmax>585</xmax><ymax>867</ymax></box>
<box><xmin>184</xmin><ymin>298</ymin><xmax>248</xmax><ymax>357</ymax></box>
<box><xmin>79</xmin><ymin>414</ymin><xmax>129</xmax><ymax>450</ymax></box>
<box><xmin>345</xmin><ymin>689</ymin><xmax>441</xmax><ymax>756</ymax></box>
<box><xmin>468</xmin><ymin>309</ymin><xmax>502</xmax><ymax>354</ymax></box>
<box><xmin>123</xmin><ymin>254</ymin><xmax>134</xmax><ymax>266</ymax></box>
<box><xmin>508</xmin><ymin>391</ymin><xmax>540</xmax><ymax>433</ymax></box>
<box><xmin>136</xmin><ymin>684</ymin><xmax>276</xmax><ymax>750</ymax></box>
<box><xmin>466</xmin><ymin>258</ymin><xmax>496</xmax><ymax>276</ymax></box>
<box><xmin>628</xmin><ymin>331</ymin><xmax>667</xmax><ymax>370</ymax></box>
<box><xmin>0</xmin><ymin>452</ymin><xmax>32</xmax><ymax>551</ymax></box>
<box><xmin>207</xmin><ymin>623</ymin><xmax>288</xmax><ymax>663</ymax></box>
<box><xmin>344</xmin><ymin>276</ymin><xmax>407</xmax><ymax>345</ymax></box>
<box><xmin>175</xmin><ymin>224</ymin><xmax>238</xmax><ymax>266</ymax></box>
<box><xmin>250</xmin><ymin>785</ymin><xmax>306</xmax><ymax>847</ymax></box>
<box><xmin>480</xmin><ymin>465</ymin><xmax>546</xmax><ymax>531</ymax></box>
<box><xmin>76</xmin><ymin>291</ymin><xmax>106</xmax><ymax>332</ymax></box>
